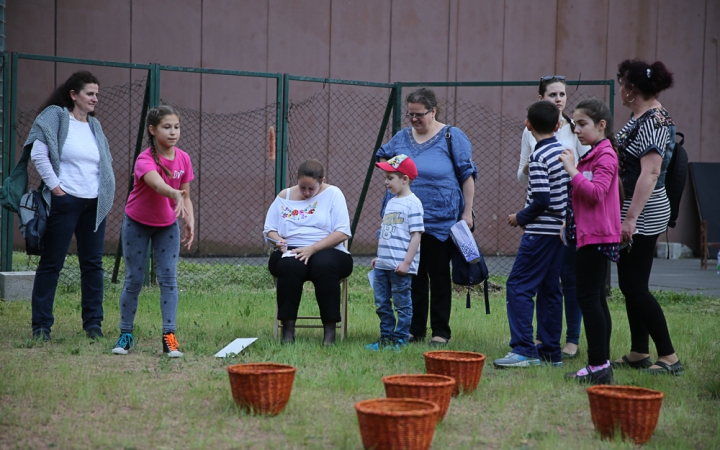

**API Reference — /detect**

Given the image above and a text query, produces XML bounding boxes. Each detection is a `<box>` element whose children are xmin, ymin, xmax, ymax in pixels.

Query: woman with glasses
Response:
<box><xmin>517</xmin><ymin>75</ymin><xmax>589</xmax><ymax>361</ymax></box>
<box><xmin>376</xmin><ymin>87</ymin><xmax>477</xmax><ymax>346</ymax></box>
<box><xmin>611</xmin><ymin>59</ymin><xmax>683</xmax><ymax>375</ymax></box>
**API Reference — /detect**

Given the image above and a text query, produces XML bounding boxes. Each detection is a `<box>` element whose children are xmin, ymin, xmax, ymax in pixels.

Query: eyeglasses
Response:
<box><xmin>405</xmin><ymin>110</ymin><xmax>433</xmax><ymax>119</ymax></box>
<box><xmin>540</xmin><ymin>75</ymin><xmax>566</xmax><ymax>82</ymax></box>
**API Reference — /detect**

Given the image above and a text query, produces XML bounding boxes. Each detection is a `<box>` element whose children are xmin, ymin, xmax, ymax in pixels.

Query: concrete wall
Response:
<box><xmin>6</xmin><ymin>0</ymin><xmax>717</xmax><ymax>255</ymax></box>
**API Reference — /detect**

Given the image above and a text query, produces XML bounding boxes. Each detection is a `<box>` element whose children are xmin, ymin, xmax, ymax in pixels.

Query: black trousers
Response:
<box><xmin>575</xmin><ymin>245</ymin><xmax>612</xmax><ymax>366</ymax></box>
<box><xmin>269</xmin><ymin>248</ymin><xmax>353</xmax><ymax>323</ymax></box>
<box><xmin>617</xmin><ymin>233</ymin><xmax>675</xmax><ymax>356</ymax></box>
<box><xmin>410</xmin><ymin>234</ymin><xmax>454</xmax><ymax>340</ymax></box>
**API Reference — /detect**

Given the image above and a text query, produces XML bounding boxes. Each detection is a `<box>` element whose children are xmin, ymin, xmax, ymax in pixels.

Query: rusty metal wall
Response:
<box><xmin>6</xmin><ymin>0</ymin><xmax>717</xmax><ymax>253</ymax></box>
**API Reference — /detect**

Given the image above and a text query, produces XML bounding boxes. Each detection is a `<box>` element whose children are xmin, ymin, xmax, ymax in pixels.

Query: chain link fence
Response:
<box><xmin>5</xmin><ymin>56</ymin><xmax>608</xmax><ymax>286</ymax></box>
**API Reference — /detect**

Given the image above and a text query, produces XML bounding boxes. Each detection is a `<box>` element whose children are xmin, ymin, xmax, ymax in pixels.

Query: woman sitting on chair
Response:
<box><xmin>264</xmin><ymin>159</ymin><xmax>354</xmax><ymax>346</ymax></box>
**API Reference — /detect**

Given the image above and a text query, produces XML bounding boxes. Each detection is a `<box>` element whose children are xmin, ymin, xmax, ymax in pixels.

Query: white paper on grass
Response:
<box><xmin>214</xmin><ymin>338</ymin><xmax>258</xmax><ymax>357</ymax></box>
<box><xmin>367</xmin><ymin>269</ymin><xmax>375</xmax><ymax>290</ymax></box>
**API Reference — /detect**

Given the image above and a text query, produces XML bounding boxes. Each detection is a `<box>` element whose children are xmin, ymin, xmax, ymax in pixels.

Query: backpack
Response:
<box><xmin>0</xmin><ymin>145</ymin><xmax>32</xmax><ymax>213</ymax></box>
<box><xmin>451</xmin><ymin>243</ymin><xmax>490</xmax><ymax>314</ymax></box>
<box><xmin>445</xmin><ymin>128</ymin><xmax>490</xmax><ymax>314</ymax></box>
<box><xmin>18</xmin><ymin>189</ymin><xmax>47</xmax><ymax>255</ymax></box>
<box><xmin>665</xmin><ymin>132</ymin><xmax>688</xmax><ymax>228</ymax></box>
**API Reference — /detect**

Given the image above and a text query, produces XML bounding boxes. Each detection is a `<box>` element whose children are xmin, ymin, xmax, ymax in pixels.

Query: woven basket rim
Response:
<box><xmin>587</xmin><ymin>385</ymin><xmax>664</xmax><ymax>400</ymax></box>
<box><xmin>354</xmin><ymin>398</ymin><xmax>440</xmax><ymax>416</ymax></box>
<box><xmin>423</xmin><ymin>350</ymin><xmax>486</xmax><ymax>361</ymax></box>
<box><xmin>227</xmin><ymin>363</ymin><xmax>297</xmax><ymax>375</ymax></box>
<box><xmin>382</xmin><ymin>374</ymin><xmax>456</xmax><ymax>386</ymax></box>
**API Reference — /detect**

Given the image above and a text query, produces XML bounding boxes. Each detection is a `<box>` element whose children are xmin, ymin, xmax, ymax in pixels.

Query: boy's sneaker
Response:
<box><xmin>162</xmin><ymin>332</ymin><xmax>184</xmax><ymax>358</ymax></box>
<box><xmin>394</xmin><ymin>338</ymin><xmax>409</xmax><ymax>348</ymax></box>
<box><xmin>112</xmin><ymin>332</ymin><xmax>135</xmax><ymax>355</ymax></box>
<box><xmin>86</xmin><ymin>327</ymin><xmax>104</xmax><ymax>340</ymax></box>
<box><xmin>493</xmin><ymin>352</ymin><xmax>541</xmax><ymax>368</ymax></box>
<box><xmin>365</xmin><ymin>338</ymin><xmax>392</xmax><ymax>352</ymax></box>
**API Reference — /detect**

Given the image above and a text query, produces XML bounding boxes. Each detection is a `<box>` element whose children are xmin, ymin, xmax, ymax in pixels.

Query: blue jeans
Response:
<box><xmin>118</xmin><ymin>215</ymin><xmax>181</xmax><ymax>334</ymax></box>
<box><xmin>31</xmin><ymin>194</ymin><xmax>106</xmax><ymax>333</ymax></box>
<box><xmin>506</xmin><ymin>233</ymin><xmax>564</xmax><ymax>362</ymax></box>
<box><xmin>373</xmin><ymin>269</ymin><xmax>413</xmax><ymax>341</ymax></box>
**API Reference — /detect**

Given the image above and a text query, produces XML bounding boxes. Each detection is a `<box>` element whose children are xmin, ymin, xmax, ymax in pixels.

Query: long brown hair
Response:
<box><xmin>146</xmin><ymin>105</ymin><xmax>179</xmax><ymax>177</ymax></box>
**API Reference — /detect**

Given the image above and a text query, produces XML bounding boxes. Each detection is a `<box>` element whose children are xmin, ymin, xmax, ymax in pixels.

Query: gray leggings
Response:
<box><xmin>119</xmin><ymin>214</ymin><xmax>180</xmax><ymax>334</ymax></box>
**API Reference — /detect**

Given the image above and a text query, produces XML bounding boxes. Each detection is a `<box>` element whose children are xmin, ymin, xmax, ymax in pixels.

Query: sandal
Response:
<box><xmin>642</xmin><ymin>360</ymin><xmax>684</xmax><ymax>376</ymax></box>
<box><xmin>429</xmin><ymin>336</ymin><xmax>449</xmax><ymax>347</ymax></box>
<box><xmin>610</xmin><ymin>355</ymin><xmax>653</xmax><ymax>369</ymax></box>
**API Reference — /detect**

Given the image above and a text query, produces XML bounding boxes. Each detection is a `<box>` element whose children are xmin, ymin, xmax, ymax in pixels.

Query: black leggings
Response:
<box><xmin>269</xmin><ymin>248</ymin><xmax>353</xmax><ymax>323</ymax></box>
<box><xmin>575</xmin><ymin>246</ymin><xmax>612</xmax><ymax>366</ymax></box>
<box><xmin>616</xmin><ymin>233</ymin><xmax>675</xmax><ymax>356</ymax></box>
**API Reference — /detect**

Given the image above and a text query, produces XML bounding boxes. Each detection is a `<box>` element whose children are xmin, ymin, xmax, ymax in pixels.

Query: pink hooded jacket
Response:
<box><xmin>570</xmin><ymin>139</ymin><xmax>622</xmax><ymax>248</ymax></box>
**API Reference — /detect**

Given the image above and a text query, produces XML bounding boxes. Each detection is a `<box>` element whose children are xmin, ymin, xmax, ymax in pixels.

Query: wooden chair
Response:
<box><xmin>273</xmin><ymin>242</ymin><xmax>349</xmax><ymax>340</ymax></box>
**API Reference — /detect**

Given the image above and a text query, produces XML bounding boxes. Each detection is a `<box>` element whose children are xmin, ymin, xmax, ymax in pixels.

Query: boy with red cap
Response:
<box><xmin>367</xmin><ymin>154</ymin><xmax>424</xmax><ymax>351</ymax></box>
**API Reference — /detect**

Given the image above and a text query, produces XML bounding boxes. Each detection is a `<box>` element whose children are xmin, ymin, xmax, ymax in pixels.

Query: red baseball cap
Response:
<box><xmin>375</xmin><ymin>154</ymin><xmax>418</xmax><ymax>180</ymax></box>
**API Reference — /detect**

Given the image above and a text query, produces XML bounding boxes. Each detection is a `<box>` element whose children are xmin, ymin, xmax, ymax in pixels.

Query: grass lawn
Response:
<box><xmin>1</xmin><ymin>265</ymin><xmax>719</xmax><ymax>449</ymax></box>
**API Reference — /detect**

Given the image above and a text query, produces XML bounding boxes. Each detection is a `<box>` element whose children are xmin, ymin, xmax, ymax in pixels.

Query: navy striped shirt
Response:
<box><xmin>517</xmin><ymin>137</ymin><xmax>569</xmax><ymax>235</ymax></box>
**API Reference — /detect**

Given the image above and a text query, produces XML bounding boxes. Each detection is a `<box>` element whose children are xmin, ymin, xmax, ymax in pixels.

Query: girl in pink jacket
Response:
<box><xmin>559</xmin><ymin>99</ymin><xmax>622</xmax><ymax>385</ymax></box>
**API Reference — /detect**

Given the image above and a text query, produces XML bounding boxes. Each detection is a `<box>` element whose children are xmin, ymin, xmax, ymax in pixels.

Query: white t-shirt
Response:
<box><xmin>30</xmin><ymin>113</ymin><xmax>101</xmax><ymax>198</ymax></box>
<box><xmin>263</xmin><ymin>185</ymin><xmax>351</xmax><ymax>252</ymax></box>
<box><xmin>375</xmin><ymin>193</ymin><xmax>424</xmax><ymax>274</ymax></box>
<box><xmin>517</xmin><ymin>121</ymin><xmax>589</xmax><ymax>184</ymax></box>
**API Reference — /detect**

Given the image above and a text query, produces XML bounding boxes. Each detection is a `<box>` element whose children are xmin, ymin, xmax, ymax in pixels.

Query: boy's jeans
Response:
<box><xmin>373</xmin><ymin>269</ymin><xmax>413</xmax><ymax>341</ymax></box>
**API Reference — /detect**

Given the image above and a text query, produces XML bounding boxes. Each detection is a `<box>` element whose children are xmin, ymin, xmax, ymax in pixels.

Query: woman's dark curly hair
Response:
<box><xmin>40</xmin><ymin>70</ymin><xmax>100</xmax><ymax>113</ymax></box>
<box><xmin>617</xmin><ymin>59</ymin><xmax>673</xmax><ymax>100</ymax></box>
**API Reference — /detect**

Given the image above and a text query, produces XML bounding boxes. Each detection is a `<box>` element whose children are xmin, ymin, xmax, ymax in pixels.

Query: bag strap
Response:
<box><xmin>444</xmin><ymin>125</ymin><xmax>457</xmax><ymax>179</ymax></box>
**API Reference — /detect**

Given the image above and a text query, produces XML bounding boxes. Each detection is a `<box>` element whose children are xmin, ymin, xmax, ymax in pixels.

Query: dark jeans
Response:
<box><xmin>617</xmin><ymin>233</ymin><xmax>675</xmax><ymax>356</ymax></box>
<box><xmin>506</xmin><ymin>233</ymin><xmax>565</xmax><ymax>362</ymax></box>
<box><xmin>410</xmin><ymin>234</ymin><xmax>454</xmax><ymax>340</ymax></box>
<box><xmin>31</xmin><ymin>194</ymin><xmax>106</xmax><ymax>333</ymax></box>
<box><xmin>269</xmin><ymin>247</ymin><xmax>353</xmax><ymax>323</ymax></box>
<box><xmin>575</xmin><ymin>245</ymin><xmax>612</xmax><ymax>366</ymax></box>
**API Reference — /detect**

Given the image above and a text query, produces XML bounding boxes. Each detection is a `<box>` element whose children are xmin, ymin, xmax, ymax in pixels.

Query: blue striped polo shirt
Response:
<box><xmin>517</xmin><ymin>136</ymin><xmax>569</xmax><ymax>235</ymax></box>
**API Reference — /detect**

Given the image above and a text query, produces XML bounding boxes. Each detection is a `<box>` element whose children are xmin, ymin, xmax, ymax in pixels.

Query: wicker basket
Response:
<box><xmin>226</xmin><ymin>363</ymin><xmax>296</xmax><ymax>415</ymax></box>
<box><xmin>355</xmin><ymin>398</ymin><xmax>440</xmax><ymax>450</ymax></box>
<box><xmin>382</xmin><ymin>374</ymin><xmax>456</xmax><ymax>420</ymax></box>
<box><xmin>424</xmin><ymin>351</ymin><xmax>486</xmax><ymax>396</ymax></box>
<box><xmin>587</xmin><ymin>385</ymin><xmax>664</xmax><ymax>444</ymax></box>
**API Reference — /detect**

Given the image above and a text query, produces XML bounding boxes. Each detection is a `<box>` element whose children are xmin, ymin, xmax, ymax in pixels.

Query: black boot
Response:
<box><xmin>281</xmin><ymin>319</ymin><xmax>296</xmax><ymax>344</ymax></box>
<box><xmin>322</xmin><ymin>322</ymin><xmax>336</xmax><ymax>346</ymax></box>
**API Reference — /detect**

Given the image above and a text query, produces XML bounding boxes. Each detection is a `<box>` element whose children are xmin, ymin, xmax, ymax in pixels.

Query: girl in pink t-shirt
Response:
<box><xmin>559</xmin><ymin>99</ymin><xmax>622</xmax><ymax>385</ymax></box>
<box><xmin>112</xmin><ymin>105</ymin><xmax>194</xmax><ymax>357</ymax></box>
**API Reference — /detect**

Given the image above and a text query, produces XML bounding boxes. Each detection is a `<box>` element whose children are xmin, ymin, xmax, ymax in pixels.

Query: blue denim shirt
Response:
<box><xmin>376</xmin><ymin>126</ymin><xmax>477</xmax><ymax>241</ymax></box>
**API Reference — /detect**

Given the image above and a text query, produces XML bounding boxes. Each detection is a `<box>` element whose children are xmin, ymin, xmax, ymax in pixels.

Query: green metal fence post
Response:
<box><xmin>349</xmin><ymin>89</ymin><xmax>394</xmax><ymax>250</ymax></box>
<box><xmin>392</xmin><ymin>84</ymin><xmax>402</xmax><ymax>136</ymax></box>
<box><xmin>277</xmin><ymin>73</ymin><xmax>290</xmax><ymax>194</ymax></box>
<box><xmin>1</xmin><ymin>52</ymin><xmax>15</xmax><ymax>272</ymax></box>
<box><xmin>0</xmin><ymin>51</ymin><xmax>11</xmax><ymax>272</ymax></box>
<box><xmin>274</xmin><ymin>74</ymin><xmax>286</xmax><ymax>195</ymax></box>
<box><xmin>111</xmin><ymin>74</ymin><xmax>153</xmax><ymax>283</ymax></box>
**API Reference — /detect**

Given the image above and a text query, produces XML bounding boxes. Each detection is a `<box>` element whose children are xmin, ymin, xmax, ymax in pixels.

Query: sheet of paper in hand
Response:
<box><xmin>449</xmin><ymin>220</ymin><xmax>481</xmax><ymax>264</ymax></box>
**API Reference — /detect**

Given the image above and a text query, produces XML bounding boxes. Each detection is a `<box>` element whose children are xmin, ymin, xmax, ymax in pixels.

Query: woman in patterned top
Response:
<box><xmin>611</xmin><ymin>59</ymin><xmax>684</xmax><ymax>375</ymax></box>
<box><xmin>264</xmin><ymin>159</ymin><xmax>353</xmax><ymax>346</ymax></box>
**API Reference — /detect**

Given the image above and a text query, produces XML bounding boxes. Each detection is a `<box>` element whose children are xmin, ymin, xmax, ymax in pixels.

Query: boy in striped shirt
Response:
<box><xmin>494</xmin><ymin>100</ymin><xmax>570</xmax><ymax>368</ymax></box>
<box><xmin>367</xmin><ymin>154</ymin><xmax>424</xmax><ymax>351</ymax></box>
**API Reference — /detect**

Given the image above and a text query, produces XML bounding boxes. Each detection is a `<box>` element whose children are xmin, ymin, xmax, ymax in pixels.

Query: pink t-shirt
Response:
<box><xmin>125</xmin><ymin>147</ymin><xmax>194</xmax><ymax>227</ymax></box>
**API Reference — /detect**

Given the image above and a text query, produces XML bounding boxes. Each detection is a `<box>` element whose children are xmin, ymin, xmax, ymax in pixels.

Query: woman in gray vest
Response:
<box><xmin>26</xmin><ymin>71</ymin><xmax>115</xmax><ymax>341</ymax></box>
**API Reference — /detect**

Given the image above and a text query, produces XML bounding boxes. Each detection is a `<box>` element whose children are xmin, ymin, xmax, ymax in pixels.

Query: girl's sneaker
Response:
<box><xmin>112</xmin><ymin>333</ymin><xmax>135</xmax><ymax>355</ymax></box>
<box><xmin>162</xmin><ymin>332</ymin><xmax>184</xmax><ymax>358</ymax></box>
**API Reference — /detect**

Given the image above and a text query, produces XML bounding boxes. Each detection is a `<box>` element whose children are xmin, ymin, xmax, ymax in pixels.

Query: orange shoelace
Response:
<box><xmin>164</xmin><ymin>333</ymin><xmax>180</xmax><ymax>351</ymax></box>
